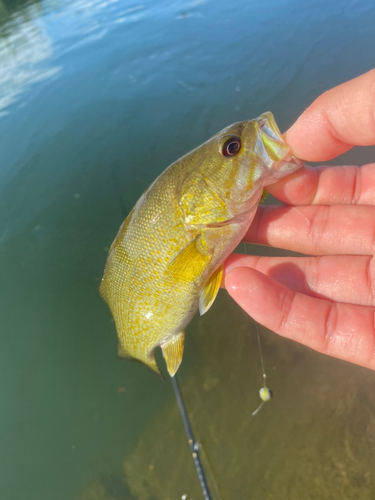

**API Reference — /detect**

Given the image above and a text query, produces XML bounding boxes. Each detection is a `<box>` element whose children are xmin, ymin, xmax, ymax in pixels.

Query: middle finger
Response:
<box><xmin>247</xmin><ymin>204</ymin><xmax>375</xmax><ymax>256</ymax></box>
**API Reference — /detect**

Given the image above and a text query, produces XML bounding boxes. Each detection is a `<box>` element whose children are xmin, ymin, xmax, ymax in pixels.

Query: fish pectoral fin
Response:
<box><xmin>161</xmin><ymin>332</ymin><xmax>185</xmax><ymax>377</ymax></box>
<box><xmin>199</xmin><ymin>265</ymin><xmax>223</xmax><ymax>316</ymax></box>
<box><xmin>167</xmin><ymin>237</ymin><xmax>212</xmax><ymax>283</ymax></box>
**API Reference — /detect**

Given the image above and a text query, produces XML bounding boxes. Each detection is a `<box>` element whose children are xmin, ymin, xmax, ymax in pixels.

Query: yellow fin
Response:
<box><xmin>260</xmin><ymin>189</ymin><xmax>268</xmax><ymax>204</ymax></box>
<box><xmin>167</xmin><ymin>237</ymin><xmax>212</xmax><ymax>284</ymax></box>
<box><xmin>161</xmin><ymin>332</ymin><xmax>185</xmax><ymax>377</ymax></box>
<box><xmin>199</xmin><ymin>265</ymin><xmax>223</xmax><ymax>316</ymax></box>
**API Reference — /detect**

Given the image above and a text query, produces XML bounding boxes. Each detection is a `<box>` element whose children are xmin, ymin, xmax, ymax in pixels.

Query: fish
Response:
<box><xmin>99</xmin><ymin>112</ymin><xmax>304</xmax><ymax>377</ymax></box>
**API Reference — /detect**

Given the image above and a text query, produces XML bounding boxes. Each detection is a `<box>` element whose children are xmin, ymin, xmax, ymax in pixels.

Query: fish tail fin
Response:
<box><xmin>117</xmin><ymin>342</ymin><xmax>162</xmax><ymax>377</ymax></box>
<box><xmin>144</xmin><ymin>357</ymin><xmax>163</xmax><ymax>377</ymax></box>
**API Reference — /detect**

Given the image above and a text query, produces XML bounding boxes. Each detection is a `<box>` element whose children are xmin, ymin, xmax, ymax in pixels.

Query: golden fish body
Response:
<box><xmin>100</xmin><ymin>112</ymin><xmax>304</xmax><ymax>376</ymax></box>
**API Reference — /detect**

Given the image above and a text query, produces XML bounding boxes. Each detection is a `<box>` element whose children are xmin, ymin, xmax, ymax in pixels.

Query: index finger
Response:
<box><xmin>264</xmin><ymin>163</ymin><xmax>375</xmax><ymax>206</ymax></box>
<box><xmin>284</xmin><ymin>68</ymin><xmax>375</xmax><ymax>162</ymax></box>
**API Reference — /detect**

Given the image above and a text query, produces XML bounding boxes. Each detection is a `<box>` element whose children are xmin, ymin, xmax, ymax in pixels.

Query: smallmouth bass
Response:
<box><xmin>100</xmin><ymin>112</ymin><xmax>304</xmax><ymax>376</ymax></box>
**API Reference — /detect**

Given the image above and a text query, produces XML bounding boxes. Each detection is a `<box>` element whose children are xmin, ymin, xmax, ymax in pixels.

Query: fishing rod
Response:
<box><xmin>170</xmin><ymin>374</ymin><xmax>213</xmax><ymax>500</ymax></box>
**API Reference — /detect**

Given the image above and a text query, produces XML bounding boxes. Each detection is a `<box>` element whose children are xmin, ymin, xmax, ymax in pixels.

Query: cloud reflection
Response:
<box><xmin>0</xmin><ymin>0</ymin><xmax>151</xmax><ymax>116</ymax></box>
<box><xmin>0</xmin><ymin>2</ymin><xmax>61</xmax><ymax>116</ymax></box>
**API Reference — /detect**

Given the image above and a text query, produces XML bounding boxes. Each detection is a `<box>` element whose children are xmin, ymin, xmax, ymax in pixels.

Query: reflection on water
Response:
<box><xmin>0</xmin><ymin>0</ymin><xmax>150</xmax><ymax>117</ymax></box>
<box><xmin>1</xmin><ymin>0</ymin><xmax>375</xmax><ymax>498</ymax></box>
<box><xmin>0</xmin><ymin>0</ymin><xmax>60</xmax><ymax>115</ymax></box>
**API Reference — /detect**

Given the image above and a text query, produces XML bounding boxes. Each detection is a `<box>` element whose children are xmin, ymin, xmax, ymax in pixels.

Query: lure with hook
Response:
<box><xmin>251</xmin><ymin>320</ymin><xmax>273</xmax><ymax>417</ymax></box>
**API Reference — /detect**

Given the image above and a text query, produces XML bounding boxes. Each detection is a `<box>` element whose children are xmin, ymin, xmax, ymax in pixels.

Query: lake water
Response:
<box><xmin>1</xmin><ymin>0</ymin><xmax>375</xmax><ymax>499</ymax></box>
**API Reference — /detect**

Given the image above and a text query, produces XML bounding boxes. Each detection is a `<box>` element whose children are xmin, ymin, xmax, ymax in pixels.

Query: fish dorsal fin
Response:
<box><xmin>161</xmin><ymin>332</ymin><xmax>185</xmax><ymax>377</ymax></box>
<box><xmin>167</xmin><ymin>237</ymin><xmax>212</xmax><ymax>284</ymax></box>
<box><xmin>199</xmin><ymin>265</ymin><xmax>223</xmax><ymax>316</ymax></box>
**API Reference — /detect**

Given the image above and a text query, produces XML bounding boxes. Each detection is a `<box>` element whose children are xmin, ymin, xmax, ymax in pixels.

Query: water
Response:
<box><xmin>0</xmin><ymin>0</ymin><xmax>375</xmax><ymax>498</ymax></box>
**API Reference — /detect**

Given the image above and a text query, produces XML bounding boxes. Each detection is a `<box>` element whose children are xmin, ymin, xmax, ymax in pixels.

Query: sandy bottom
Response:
<box><xmin>80</xmin><ymin>292</ymin><xmax>375</xmax><ymax>500</ymax></box>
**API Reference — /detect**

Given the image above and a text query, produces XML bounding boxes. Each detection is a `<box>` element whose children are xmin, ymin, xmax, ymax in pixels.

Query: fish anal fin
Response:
<box><xmin>199</xmin><ymin>265</ymin><xmax>223</xmax><ymax>316</ymax></box>
<box><xmin>161</xmin><ymin>332</ymin><xmax>185</xmax><ymax>377</ymax></box>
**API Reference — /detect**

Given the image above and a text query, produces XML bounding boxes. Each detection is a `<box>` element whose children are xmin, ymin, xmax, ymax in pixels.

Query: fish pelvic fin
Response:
<box><xmin>199</xmin><ymin>265</ymin><xmax>223</xmax><ymax>316</ymax></box>
<box><xmin>161</xmin><ymin>332</ymin><xmax>185</xmax><ymax>377</ymax></box>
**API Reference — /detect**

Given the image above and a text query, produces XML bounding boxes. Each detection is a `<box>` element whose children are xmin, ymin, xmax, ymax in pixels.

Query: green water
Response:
<box><xmin>1</xmin><ymin>0</ymin><xmax>375</xmax><ymax>498</ymax></box>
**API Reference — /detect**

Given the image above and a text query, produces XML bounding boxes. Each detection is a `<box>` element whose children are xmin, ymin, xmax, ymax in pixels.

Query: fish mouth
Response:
<box><xmin>257</xmin><ymin>115</ymin><xmax>269</xmax><ymax>131</ymax></box>
<box><xmin>252</xmin><ymin>112</ymin><xmax>305</xmax><ymax>174</ymax></box>
<box><xmin>257</xmin><ymin>112</ymin><xmax>283</xmax><ymax>142</ymax></box>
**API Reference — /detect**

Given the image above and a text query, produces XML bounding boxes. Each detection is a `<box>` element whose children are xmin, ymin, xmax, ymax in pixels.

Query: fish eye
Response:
<box><xmin>221</xmin><ymin>136</ymin><xmax>241</xmax><ymax>157</ymax></box>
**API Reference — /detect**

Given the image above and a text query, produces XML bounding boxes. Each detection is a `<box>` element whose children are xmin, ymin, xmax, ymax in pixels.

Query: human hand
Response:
<box><xmin>224</xmin><ymin>69</ymin><xmax>375</xmax><ymax>370</ymax></box>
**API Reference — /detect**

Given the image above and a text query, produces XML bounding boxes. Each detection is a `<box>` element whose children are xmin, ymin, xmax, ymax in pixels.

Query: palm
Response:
<box><xmin>224</xmin><ymin>69</ymin><xmax>375</xmax><ymax>370</ymax></box>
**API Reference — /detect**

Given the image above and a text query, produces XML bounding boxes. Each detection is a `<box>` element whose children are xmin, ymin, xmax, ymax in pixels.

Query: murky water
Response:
<box><xmin>1</xmin><ymin>0</ymin><xmax>375</xmax><ymax>498</ymax></box>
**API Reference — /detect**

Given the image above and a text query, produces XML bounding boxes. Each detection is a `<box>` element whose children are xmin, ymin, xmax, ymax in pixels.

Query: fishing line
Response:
<box><xmin>256</xmin><ymin>319</ymin><xmax>267</xmax><ymax>390</ymax></box>
<box><xmin>241</xmin><ymin>242</ymin><xmax>273</xmax><ymax>417</ymax></box>
<box><xmin>251</xmin><ymin>320</ymin><xmax>273</xmax><ymax>417</ymax></box>
<box><xmin>170</xmin><ymin>375</ymin><xmax>213</xmax><ymax>500</ymax></box>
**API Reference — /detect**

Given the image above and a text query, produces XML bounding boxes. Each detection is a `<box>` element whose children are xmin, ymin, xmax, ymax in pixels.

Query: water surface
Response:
<box><xmin>1</xmin><ymin>0</ymin><xmax>375</xmax><ymax>498</ymax></box>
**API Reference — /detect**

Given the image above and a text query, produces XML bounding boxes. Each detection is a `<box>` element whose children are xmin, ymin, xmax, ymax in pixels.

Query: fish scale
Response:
<box><xmin>100</xmin><ymin>112</ymin><xmax>304</xmax><ymax>376</ymax></box>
